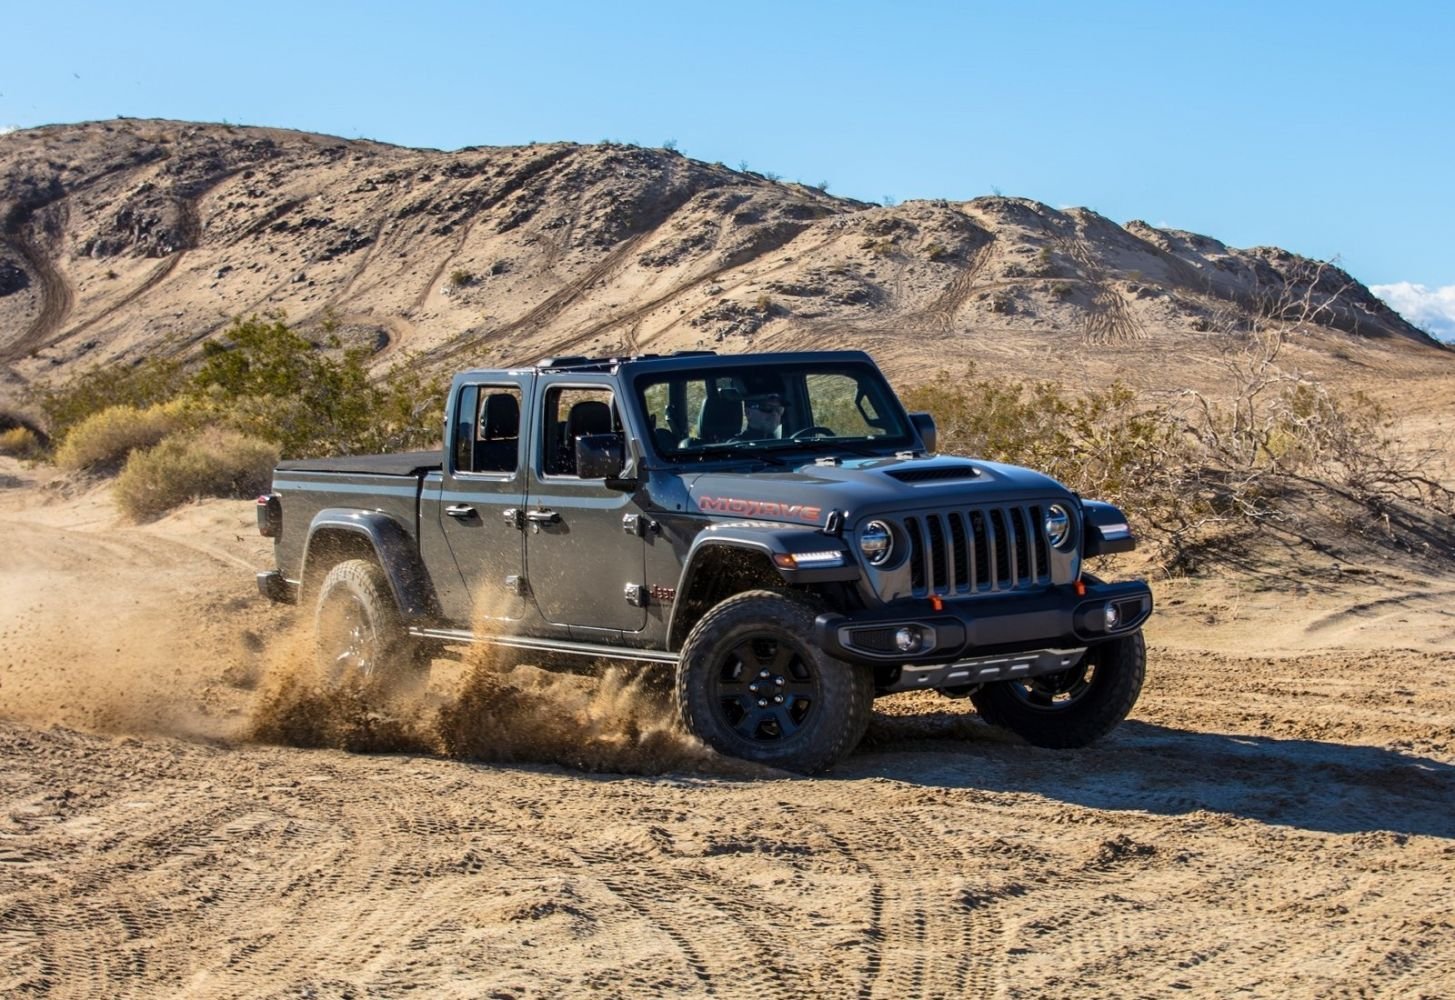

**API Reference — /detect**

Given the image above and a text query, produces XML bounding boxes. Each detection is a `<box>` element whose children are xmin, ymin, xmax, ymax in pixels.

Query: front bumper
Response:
<box><xmin>814</xmin><ymin>578</ymin><xmax>1152</xmax><ymax>673</ymax></box>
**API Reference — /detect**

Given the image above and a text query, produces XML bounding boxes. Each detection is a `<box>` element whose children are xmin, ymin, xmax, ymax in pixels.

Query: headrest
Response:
<box><xmin>482</xmin><ymin>393</ymin><xmax>519</xmax><ymax>440</ymax></box>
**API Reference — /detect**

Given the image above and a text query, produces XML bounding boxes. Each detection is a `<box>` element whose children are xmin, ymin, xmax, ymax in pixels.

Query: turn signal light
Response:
<box><xmin>1074</xmin><ymin>578</ymin><xmax>1086</xmax><ymax>597</ymax></box>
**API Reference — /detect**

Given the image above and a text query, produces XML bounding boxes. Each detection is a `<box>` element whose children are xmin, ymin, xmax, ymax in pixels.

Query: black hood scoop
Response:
<box><xmin>885</xmin><ymin>464</ymin><xmax>981</xmax><ymax>483</ymax></box>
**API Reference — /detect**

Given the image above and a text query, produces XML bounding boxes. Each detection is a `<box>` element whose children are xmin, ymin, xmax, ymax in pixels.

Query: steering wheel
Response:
<box><xmin>789</xmin><ymin>425</ymin><xmax>835</xmax><ymax>440</ymax></box>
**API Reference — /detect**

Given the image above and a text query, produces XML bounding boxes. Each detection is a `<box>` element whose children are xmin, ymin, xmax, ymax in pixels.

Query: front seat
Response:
<box><xmin>696</xmin><ymin>393</ymin><xmax>743</xmax><ymax>443</ymax></box>
<box><xmin>562</xmin><ymin>400</ymin><xmax>613</xmax><ymax>475</ymax></box>
<box><xmin>475</xmin><ymin>393</ymin><xmax>520</xmax><ymax>472</ymax></box>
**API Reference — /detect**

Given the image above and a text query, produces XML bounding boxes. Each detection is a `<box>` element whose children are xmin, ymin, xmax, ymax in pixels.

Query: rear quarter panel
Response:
<box><xmin>270</xmin><ymin>470</ymin><xmax>422</xmax><ymax>583</ymax></box>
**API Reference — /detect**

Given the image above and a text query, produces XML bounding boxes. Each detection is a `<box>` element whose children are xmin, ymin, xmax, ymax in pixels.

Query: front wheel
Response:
<box><xmin>314</xmin><ymin>559</ymin><xmax>429</xmax><ymax>693</ymax></box>
<box><xmin>676</xmin><ymin>590</ymin><xmax>873</xmax><ymax>773</ymax></box>
<box><xmin>970</xmin><ymin>630</ymin><xmax>1145</xmax><ymax>748</ymax></box>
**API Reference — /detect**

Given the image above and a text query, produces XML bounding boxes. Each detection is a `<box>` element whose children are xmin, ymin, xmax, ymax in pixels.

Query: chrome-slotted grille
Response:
<box><xmin>900</xmin><ymin>503</ymin><xmax>1053</xmax><ymax>596</ymax></box>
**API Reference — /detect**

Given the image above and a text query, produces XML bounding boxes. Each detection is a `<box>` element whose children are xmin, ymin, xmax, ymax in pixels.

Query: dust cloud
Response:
<box><xmin>0</xmin><ymin>569</ymin><xmax>267</xmax><ymax>742</ymax></box>
<box><xmin>245</xmin><ymin>625</ymin><xmax>740</xmax><ymax>776</ymax></box>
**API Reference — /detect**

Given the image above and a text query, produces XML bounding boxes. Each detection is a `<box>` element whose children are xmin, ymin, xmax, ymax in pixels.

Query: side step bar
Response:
<box><xmin>407</xmin><ymin>626</ymin><xmax>680</xmax><ymax>667</ymax></box>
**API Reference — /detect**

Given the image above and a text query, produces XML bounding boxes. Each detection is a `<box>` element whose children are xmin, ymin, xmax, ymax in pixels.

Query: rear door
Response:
<box><xmin>524</xmin><ymin>378</ymin><xmax>648</xmax><ymax>634</ymax></box>
<box><xmin>427</xmin><ymin>376</ymin><xmax>532</xmax><ymax>626</ymax></box>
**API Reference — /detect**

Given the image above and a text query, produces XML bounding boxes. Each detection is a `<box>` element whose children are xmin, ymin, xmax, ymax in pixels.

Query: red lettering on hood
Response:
<box><xmin>698</xmin><ymin>495</ymin><xmax>823</xmax><ymax>523</ymax></box>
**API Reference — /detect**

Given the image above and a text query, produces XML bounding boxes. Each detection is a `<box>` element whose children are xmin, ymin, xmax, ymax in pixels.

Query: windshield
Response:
<box><xmin>634</xmin><ymin>362</ymin><xmax>914</xmax><ymax>461</ymax></box>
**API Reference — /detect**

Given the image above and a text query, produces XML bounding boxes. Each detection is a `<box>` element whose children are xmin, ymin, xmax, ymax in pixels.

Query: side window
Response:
<box><xmin>542</xmin><ymin>386</ymin><xmax>617</xmax><ymax>477</ymax></box>
<box><xmin>453</xmin><ymin>384</ymin><xmax>522</xmax><ymax>475</ymax></box>
<box><xmin>805</xmin><ymin>373</ymin><xmax>886</xmax><ymax>437</ymax></box>
<box><xmin>640</xmin><ymin>377</ymin><xmax>707</xmax><ymax>454</ymax></box>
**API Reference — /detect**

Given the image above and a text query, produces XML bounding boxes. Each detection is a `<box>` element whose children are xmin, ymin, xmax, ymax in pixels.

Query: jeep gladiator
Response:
<box><xmin>256</xmin><ymin>350</ymin><xmax>1153</xmax><ymax>771</ymax></box>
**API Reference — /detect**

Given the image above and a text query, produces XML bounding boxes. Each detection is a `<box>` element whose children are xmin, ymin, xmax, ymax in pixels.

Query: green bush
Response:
<box><xmin>29</xmin><ymin>356</ymin><xmax>185</xmax><ymax>445</ymax></box>
<box><xmin>113</xmin><ymin>427</ymin><xmax>279</xmax><ymax>521</ymax></box>
<box><xmin>30</xmin><ymin>314</ymin><xmax>446</xmax><ymax>465</ymax></box>
<box><xmin>53</xmin><ymin>399</ymin><xmax>199</xmax><ymax>471</ymax></box>
<box><xmin>191</xmin><ymin>314</ymin><xmax>447</xmax><ymax>458</ymax></box>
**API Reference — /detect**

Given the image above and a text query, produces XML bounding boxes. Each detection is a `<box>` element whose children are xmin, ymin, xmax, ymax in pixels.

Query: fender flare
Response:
<box><xmin>1080</xmin><ymin>500</ymin><xmax>1137</xmax><ymax>556</ymax></box>
<box><xmin>301</xmin><ymin>509</ymin><xmax>440</xmax><ymax>621</ymax></box>
<box><xmin>667</xmin><ymin>522</ymin><xmax>858</xmax><ymax>647</ymax></box>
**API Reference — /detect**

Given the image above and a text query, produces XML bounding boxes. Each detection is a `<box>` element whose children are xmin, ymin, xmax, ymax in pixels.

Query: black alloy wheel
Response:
<box><xmin>970</xmin><ymin>630</ymin><xmax>1145</xmax><ymax>748</ymax></box>
<box><xmin>677</xmin><ymin>590</ymin><xmax>873</xmax><ymax>773</ymax></box>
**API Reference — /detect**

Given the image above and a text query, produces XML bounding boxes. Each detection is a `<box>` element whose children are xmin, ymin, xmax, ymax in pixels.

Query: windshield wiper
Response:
<box><xmin>683</xmin><ymin>441</ymin><xmax>791</xmax><ymax>466</ymax></box>
<box><xmin>763</xmin><ymin>437</ymin><xmax>894</xmax><ymax>458</ymax></box>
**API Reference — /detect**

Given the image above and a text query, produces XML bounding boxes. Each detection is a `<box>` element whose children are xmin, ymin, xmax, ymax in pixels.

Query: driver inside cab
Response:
<box><xmin>736</xmin><ymin>392</ymin><xmax>785</xmax><ymax>440</ymax></box>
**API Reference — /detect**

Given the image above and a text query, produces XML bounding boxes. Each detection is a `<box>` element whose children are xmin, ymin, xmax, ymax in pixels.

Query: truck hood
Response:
<box><xmin>681</xmin><ymin>454</ymin><xmax>1070</xmax><ymax>527</ymax></box>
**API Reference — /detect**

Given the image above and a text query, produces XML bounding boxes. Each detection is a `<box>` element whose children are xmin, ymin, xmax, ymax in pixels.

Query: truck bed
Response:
<box><xmin>274</xmin><ymin>450</ymin><xmax>442</xmax><ymax>477</ymax></box>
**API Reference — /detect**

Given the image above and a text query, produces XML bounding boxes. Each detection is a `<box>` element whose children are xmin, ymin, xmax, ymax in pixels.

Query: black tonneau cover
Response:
<box><xmin>275</xmin><ymin>450</ymin><xmax>442</xmax><ymax>477</ymax></box>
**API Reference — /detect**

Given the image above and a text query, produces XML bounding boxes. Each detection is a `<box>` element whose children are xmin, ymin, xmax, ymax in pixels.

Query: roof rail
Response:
<box><xmin>535</xmin><ymin>349</ymin><xmax>719</xmax><ymax>372</ymax></box>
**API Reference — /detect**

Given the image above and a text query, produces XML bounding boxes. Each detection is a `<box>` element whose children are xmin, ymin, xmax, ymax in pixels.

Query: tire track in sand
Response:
<box><xmin>910</xmin><ymin>235</ymin><xmax>995</xmax><ymax>335</ymax></box>
<box><xmin>0</xmin><ymin>230</ymin><xmax>73</xmax><ymax>363</ymax></box>
<box><xmin>59</xmin><ymin>168</ymin><xmax>249</xmax><ymax>347</ymax></box>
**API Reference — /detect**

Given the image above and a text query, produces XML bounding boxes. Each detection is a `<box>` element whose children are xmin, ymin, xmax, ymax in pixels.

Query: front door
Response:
<box><xmin>524</xmin><ymin>381</ymin><xmax>647</xmax><ymax>634</ymax></box>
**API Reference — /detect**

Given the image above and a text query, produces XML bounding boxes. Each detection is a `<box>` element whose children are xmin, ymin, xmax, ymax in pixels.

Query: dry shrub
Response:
<box><xmin>901</xmin><ymin>370</ymin><xmax>1206</xmax><ymax>565</ymax></box>
<box><xmin>27</xmin><ymin>356</ymin><xmax>185</xmax><ymax>445</ymax></box>
<box><xmin>54</xmin><ymin>399</ymin><xmax>199</xmax><ymax>471</ymax></box>
<box><xmin>114</xmin><ymin>426</ymin><xmax>279</xmax><ymax>521</ymax></box>
<box><xmin>902</xmin><ymin>341</ymin><xmax>1454</xmax><ymax>573</ymax></box>
<box><xmin>0</xmin><ymin>426</ymin><xmax>43</xmax><ymax>459</ymax></box>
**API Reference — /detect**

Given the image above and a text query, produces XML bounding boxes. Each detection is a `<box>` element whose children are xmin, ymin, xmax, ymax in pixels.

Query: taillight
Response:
<box><xmin>257</xmin><ymin>494</ymin><xmax>282</xmax><ymax>537</ymax></box>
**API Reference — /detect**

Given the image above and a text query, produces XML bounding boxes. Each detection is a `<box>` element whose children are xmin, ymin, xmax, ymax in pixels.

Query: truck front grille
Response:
<box><xmin>900</xmin><ymin>504</ymin><xmax>1052</xmax><ymax>596</ymax></box>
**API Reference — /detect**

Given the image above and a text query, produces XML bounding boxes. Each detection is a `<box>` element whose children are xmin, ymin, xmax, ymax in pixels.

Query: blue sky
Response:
<box><xmin>4</xmin><ymin>1</ymin><xmax>1453</xmax><ymax>337</ymax></box>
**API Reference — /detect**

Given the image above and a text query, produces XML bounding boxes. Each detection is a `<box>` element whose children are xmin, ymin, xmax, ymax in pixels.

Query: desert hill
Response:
<box><xmin>2</xmin><ymin>118</ymin><xmax>1448</xmax><ymax>410</ymax></box>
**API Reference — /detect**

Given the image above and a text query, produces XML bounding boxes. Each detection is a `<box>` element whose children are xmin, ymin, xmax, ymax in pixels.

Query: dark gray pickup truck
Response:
<box><xmin>257</xmin><ymin>349</ymin><xmax>1152</xmax><ymax>771</ymax></box>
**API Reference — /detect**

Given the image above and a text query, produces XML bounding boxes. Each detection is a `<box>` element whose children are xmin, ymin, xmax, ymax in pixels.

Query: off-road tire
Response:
<box><xmin>970</xmin><ymin>630</ymin><xmax>1145</xmax><ymax>748</ymax></box>
<box><xmin>314</xmin><ymin>559</ymin><xmax>429</xmax><ymax>693</ymax></box>
<box><xmin>676</xmin><ymin>589</ymin><xmax>873</xmax><ymax>773</ymax></box>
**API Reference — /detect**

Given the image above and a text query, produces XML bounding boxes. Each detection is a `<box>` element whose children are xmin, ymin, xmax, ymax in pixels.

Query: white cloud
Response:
<box><xmin>0</xmin><ymin>125</ymin><xmax>18</xmax><ymax>136</ymax></box>
<box><xmin>1371</xmin><ymin>282</ymin><xmax>1455</xmax><ymax>342</ymax></box>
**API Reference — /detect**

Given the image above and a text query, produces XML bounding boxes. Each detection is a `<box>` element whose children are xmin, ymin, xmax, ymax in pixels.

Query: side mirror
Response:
<box><xmin>576</xmin><ymin>432</ymin><xmax>628</xmax><ymax>482</ymax></box>
<box><xmin>909</xmin><ymin>412</ymin><xmax>937</xmax><ymax>453</ymax></box>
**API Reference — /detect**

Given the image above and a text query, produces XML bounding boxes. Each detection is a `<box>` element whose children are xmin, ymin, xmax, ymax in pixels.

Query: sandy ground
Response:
<box><xmin>1</xmin><ymin>455</ymin><xmax>1453</xmax><ymax>999</ymax></box>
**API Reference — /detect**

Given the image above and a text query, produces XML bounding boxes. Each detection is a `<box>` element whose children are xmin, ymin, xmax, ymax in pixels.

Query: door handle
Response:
<box><xmin>524</xmin><ymin>508</ymin><xmax>559</xmax><ymax>523</ymax></box>
<box><xmin>445</xmin><ymin>504</ymin><xmax>477</xmax><ymax>519</ymax></box>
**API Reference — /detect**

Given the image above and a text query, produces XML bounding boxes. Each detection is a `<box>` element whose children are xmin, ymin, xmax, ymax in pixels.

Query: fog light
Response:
<box><xmin>1104</xmin><ymin>602</ymin><xmax>1120</xmax><ymax>630</ymax></box>
<box><xmin>894</xmin><ymin>626</ymin><xmax>922</xmax><ymax>652</ymax></box>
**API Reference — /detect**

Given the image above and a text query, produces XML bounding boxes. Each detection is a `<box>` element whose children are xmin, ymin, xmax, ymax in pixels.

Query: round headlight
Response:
<box><xmin>859</xmin><ymin>520</ymin><xmax>893</xmax><ymax>565</ymax></box>
<box><xmin>1044</xmin><ymin>504</ymin><xmax>1071</xmax><ymax>548</ymax></box>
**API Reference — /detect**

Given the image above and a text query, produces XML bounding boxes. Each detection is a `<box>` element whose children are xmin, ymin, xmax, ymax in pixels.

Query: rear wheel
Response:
<box><xmin>676</xmin><ymin>590</ymin><xmax>872</xmax><ymax>773</ymax></box>
<box><xmin>314</xmin><ymin>559</ymin><xmax>429</xmax><ymax>693</ymax></box>
<box><xmin>970</xmin><ymin>630</ymin><xmax>1145</xmax><ymax>747</ymax></box>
